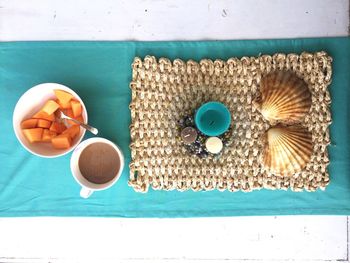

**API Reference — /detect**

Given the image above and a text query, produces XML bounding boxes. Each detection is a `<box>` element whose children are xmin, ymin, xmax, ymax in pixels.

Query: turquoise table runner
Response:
<box><xmin>1</xmin><ymin>37</ymin><xmax>349</xmax><ymax>217</ymax></box>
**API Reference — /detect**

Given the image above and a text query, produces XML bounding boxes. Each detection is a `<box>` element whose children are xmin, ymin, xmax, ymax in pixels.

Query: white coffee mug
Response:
<box><xmin>70</xmin><ymin>137</ymin><xmax>124</xmax><ymax>198</ymax></box>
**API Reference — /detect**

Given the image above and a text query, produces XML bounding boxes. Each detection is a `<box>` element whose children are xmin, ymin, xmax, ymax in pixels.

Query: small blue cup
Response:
<box><xmin>195</xmin><ymin>102</ymin><xmax>231</xmax><ymax>136</ymax></box>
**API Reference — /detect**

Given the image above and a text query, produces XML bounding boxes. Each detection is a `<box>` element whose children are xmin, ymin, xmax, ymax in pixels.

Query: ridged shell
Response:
<box><xmin>254</xmin><ymin>71</ymin><xmax>311</xmax><ymax>124</ymax></box>
<box><xmin>263</xmin><ymin>126</ymin><xmax>313</xmax><ymax>174</ymax></box>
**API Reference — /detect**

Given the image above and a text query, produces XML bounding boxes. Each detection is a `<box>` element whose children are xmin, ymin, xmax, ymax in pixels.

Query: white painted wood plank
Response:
<box><xmin>0</xmin><ymin>259</ymin><xmax>348</xmax><ymax>263</ymax></box>
<box><xmin>0</xmin><ymin>216</ymin><xmax>347</xmax><ymax>261</ymax></box>
<box><xmin>0</xmin><ymin>0</ymin><xmax>348</xmax><ymax>41</ymax></box>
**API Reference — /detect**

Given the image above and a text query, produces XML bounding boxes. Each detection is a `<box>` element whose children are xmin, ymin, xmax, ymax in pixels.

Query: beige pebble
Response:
<box><xmin>205</xmin><ymin>137</ymin><xmax>223</xmax><ymax>154</ymax></box>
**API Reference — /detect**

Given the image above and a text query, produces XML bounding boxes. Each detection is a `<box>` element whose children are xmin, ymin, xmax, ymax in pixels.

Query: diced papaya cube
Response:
<box><xmin>69</xmin><ymin>115</ymin><xmax>84</xmax><ymax>126</ymax></box>
<box><xmin>64</xmin><ymin>109</ymin><xmax>81</xmax><ymax>125</ymax></box>
<box><xmin>56</xmin><ymin>99</ymin><xmax>71</xmax><ymax>110</ymax></box>
<box><xmin>41</xmin><ymin>99</ymin><xmax>60</xmax><ymax>115</ymax></box>
<box><xmin>62</xmin><ymin>125</ymin><xmax>80</xmax><ymax>139</ymax></box>
<box><xmin>21</xmin><ymin>119</ymin><xmax>38</xmax><ymax>129</ymax></box>
<box><xmin>41</xmin><ymin>129</ymin><xmax>50</xmax><ymax>142</ymax></box>
<box><xmin>51</xmin><ymin>134</ymin><xmax>72</xmax><ymax>149</ymax></box>
<box><xmin>65</xmin><ymin>109</ymin><xmax>74</xmax><ymax>118</ymax></box>
<box><xmin>33</xmin><ymin>111</ymin><xmax>55</xmax><ymax>121</ymax></box>
<box><xmin>49</xmin><ymin>122</ymin><xmax>67</xmax><ymax>134</ymax></box>
<box><xmin>23</xmin><ymin>128</ymin><xmax>43</xmax><ymax>143</ymax></box>
<box><xmin>37</xmin><ymin>119</ymin><xmax>51</xmax><ymax>129</ymax></box>
<box><xmin>41</xmin><ymin>129</ymin><xmax>55</xmax><ymax>142</ymax></box>
<box><xmin>54</xmin><ymin>89</ymin><xmax>73</xmax><ymax>104</ymax></box>
<box><xmin>71</xmin><ymin>100</ymin><xmax>82</xmax><ymax>118</ymax></box>
<box><xmin>64</xmin><ymin>108</ymin><xmax>84</xmax><ymax>125</ymax></box>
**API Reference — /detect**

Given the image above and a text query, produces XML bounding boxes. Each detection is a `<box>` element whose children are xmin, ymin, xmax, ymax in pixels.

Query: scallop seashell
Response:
<box><xmin>254</xmin><ymin>71</ymin><xmax>311</xmax><ymax>124</ymax></box>
<box><xmin>263</xmin><ymin>126</ymin><xmax>313</xmax><ymax>174</ymax></box>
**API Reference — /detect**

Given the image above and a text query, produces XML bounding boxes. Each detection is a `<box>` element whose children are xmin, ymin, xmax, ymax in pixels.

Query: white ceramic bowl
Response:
<box><xmin>13</xmin><ymin>83</ymin><xmax>88</xmax><ymax>158</ymax></box>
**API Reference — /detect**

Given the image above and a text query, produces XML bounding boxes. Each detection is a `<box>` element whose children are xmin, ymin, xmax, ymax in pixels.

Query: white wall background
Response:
<box><xmin>0</xmin><ymin>0</ymin><xmax>349</xmax><ymax>262</ymax></box>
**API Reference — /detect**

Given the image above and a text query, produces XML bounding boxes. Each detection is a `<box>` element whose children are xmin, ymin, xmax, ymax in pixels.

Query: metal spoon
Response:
<box><xmin>58</xmin><ymin>110</ymin><xmax>98</xmax><ymax>135</ymax></box>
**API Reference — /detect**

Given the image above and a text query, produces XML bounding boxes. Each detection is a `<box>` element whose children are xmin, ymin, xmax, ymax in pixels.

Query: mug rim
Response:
<box><xmin>195</xmin><ymin>101</ymin><xmax>231</xmax><ymax>136</ymax></box>
<box><xmin>70</xmin><ymin>137</ymin><xmax>124</xmax><ymax>191</ymax></box>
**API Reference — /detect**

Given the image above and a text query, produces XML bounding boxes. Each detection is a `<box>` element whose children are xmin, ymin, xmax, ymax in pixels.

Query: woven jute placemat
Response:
<box><xmin>128</xmin><ymin>52</ymin><xmax>332</xmax><ymax>193</ymax></box>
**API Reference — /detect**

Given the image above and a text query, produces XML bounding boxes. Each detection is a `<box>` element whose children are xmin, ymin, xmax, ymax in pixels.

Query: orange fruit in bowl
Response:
<box><xmin>13</xmin><ymin>83</ymin><xmax>88</xmax><ymax>158</ymax></box>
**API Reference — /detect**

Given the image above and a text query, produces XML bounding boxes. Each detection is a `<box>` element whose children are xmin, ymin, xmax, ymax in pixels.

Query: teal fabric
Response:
<box><xmin>0</xmin><ymin>37</ymin><xmax>349</xmax><ymax>217</ymax></box>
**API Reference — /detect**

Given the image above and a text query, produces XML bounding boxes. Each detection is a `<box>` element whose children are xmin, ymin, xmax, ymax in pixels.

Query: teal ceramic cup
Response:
<box><xmin>195</xmin><ymin>102</ymin><xmax>231</xmax><ymax>136</ymax></box>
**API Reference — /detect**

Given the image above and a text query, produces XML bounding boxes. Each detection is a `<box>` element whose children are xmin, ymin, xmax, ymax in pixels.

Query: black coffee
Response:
<box><xmin>78</xmin><ymin>142</ymin><xmax>121</xmax><ymax>184</ymax></box>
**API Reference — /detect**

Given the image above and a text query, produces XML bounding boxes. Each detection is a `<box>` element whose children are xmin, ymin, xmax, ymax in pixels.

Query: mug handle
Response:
<box><xmin>80</xmin><ymin>187</ymin><xmax>93</xmax><ymax>198</ymax></box>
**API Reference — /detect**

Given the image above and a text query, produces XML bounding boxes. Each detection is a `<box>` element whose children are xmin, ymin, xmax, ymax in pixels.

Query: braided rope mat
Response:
<box><xmin>128</xmin><ymin>52</ymin><xmax>332</xmax><ymax>193</ymax></box>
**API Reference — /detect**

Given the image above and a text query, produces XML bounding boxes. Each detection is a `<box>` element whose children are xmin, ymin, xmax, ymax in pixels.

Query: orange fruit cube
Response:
<box><xmin>33</xmin><ymin>111</ymin><xmax>55</xmax><ymax>121</ymax></box>
<box><xmin>37</xmin><ymin>119</ymin><xmax>51</xmax><ymax>129</ymax></box>
<box><xmin>56</xmin><ymin>99</ymin><xmax>71</xmax><ymax>110</ymax></box>
<box><xmin>54</xmin><ymin>89</ymin><xmax>73</xmax><ymax>104</ymax></box>
<box><xmin>49</xmin><ymin>122</ymin><xmax>67</xmax><ymax>134</ymax></box>
<box><xmin>62</xmin><ymin>125</ymin><xmax>80</xmax><ymax>139</ymax></box>
<box><xmin>51</xmin><ymin>134</ymin><xmax>72</xmax><ymax>149</ymax></box>
<box><xmin>41</xmin><ymin>100</ymin><xmax>60</xmax><ymax>115</ymax></box>
<box><xmin>23</xmin><ymin>128</ymin><xmax>43</xmax><ymax>143</ymax></box>
<box><xmin>71</xmin><ymin>100</ymin><xmax>82</xmax><ymax>118</ymax></box>
<box><xmin>41</xmin><ymin>129</ymin><xmax>57</xmax><ymax>142</ymax></box>
<box><xmin>21</xmin><ymin>118</ymin><xmax>38</xmax><ymax>129</ymax></box>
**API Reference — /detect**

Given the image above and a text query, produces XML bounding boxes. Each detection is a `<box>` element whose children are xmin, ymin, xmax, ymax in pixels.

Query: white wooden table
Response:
<box><xmin>0</xmin><ymin>0</ymin><xmax>349</xmax><ymax>262</ymax></box>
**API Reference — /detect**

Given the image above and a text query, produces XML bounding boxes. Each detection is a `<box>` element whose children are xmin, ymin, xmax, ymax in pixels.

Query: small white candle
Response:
<box><xmin>205</xmin><ymin>137</ymin><xmax>223</xmax><ymax>154</ymax></box>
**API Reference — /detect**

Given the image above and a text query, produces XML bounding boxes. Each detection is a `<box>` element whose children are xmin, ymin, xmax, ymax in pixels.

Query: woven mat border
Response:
<box><xmin>128</xmin><ymin>52</ymin><xmax>332</xmax><ymax>193</ymax></box>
